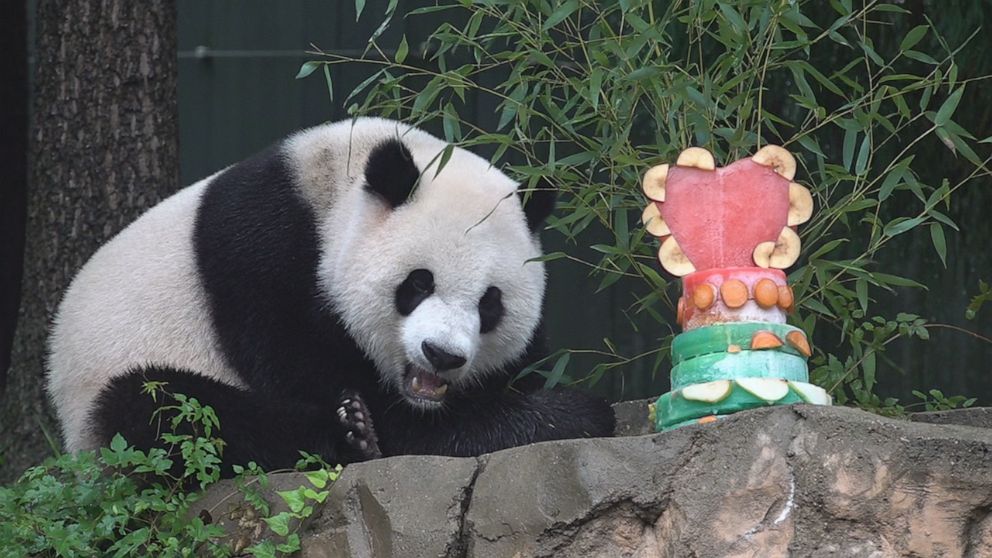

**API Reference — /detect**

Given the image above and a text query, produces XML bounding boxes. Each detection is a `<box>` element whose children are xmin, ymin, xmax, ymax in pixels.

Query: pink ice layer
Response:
<box><xmin>658</xmin><ymin>158</ymin><xmax>790</xmax><ymax>270</ymax></box>
<box><xmin>682</xmin><ymin>267</ymin><xmax>787</xmax><ymax>330</ymax></box>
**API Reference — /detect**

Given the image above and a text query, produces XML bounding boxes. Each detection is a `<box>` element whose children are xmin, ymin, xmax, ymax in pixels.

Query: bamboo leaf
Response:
<box><xmin>395</xmin><ymin>35</ymin><xmax>409</xmax><ymax>64</ymax></box>
<box><xmin>899</xmin><ymin>25</ymin><xmax>928</xmax><ymax>52</ymax></box>
<box><xmin>930</xmin><ymin>223</ymin><xmax>947</xmax><ymax>267</ymax></box>
<box><xmin>935</xmin><ymin>87</ymin><xmax>964</xmax><ymax>127</ymax></box>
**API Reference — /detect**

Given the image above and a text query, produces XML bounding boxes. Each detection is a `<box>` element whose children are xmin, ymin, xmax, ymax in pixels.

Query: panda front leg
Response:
<box><xmin>90</xmin><ymin>366</ymin><xmax>380</xmax><ymax>474</ymax></box>
<box><xmin>376</xmin><ymin>386</ymin><xmax>616</xmax><ymax>458</ymax></box>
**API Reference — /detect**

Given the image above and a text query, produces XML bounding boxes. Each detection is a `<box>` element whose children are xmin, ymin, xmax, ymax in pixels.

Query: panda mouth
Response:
<box><xmin>403</xmin><ymin>364</ymin><xmax>449</xmax><ymax>402</ymax></box>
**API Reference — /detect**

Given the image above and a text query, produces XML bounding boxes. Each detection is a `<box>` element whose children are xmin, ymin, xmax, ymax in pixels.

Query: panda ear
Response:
<box><xmin>517</xmin><ymin>178</ymin><xmax>556</xmax><ymax>232</ymax></box>
<box><xmin>364</xmin><ymin>138</ymin><xmax>420</xmax><ymax>209</ymax></box>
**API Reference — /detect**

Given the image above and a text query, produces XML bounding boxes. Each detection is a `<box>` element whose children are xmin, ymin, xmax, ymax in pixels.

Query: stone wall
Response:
<box><xmin>196</xmin><ymin>404</ymin><xmax>992</xmax><ymax>557</ymax></box>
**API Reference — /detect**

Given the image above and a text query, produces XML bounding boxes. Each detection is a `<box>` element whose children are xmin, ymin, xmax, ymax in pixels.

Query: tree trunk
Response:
<box><xmin>0</xmin><ymin>0</ymin><xmax>179</xmax><ymax>482</ymax></box>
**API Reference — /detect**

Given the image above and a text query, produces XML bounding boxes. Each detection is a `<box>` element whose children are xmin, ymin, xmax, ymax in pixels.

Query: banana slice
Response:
<box><xmin>642</xmin><ymin>164</ymin><xmax>669</xmax><ymax>202</ymax></box>
<box><xmin>641</xmin><ymin>202</ymin><xmax>671</xmax><ymax>237</ymax></box>
<box><xmin>752</xmin><ymin>227</ymin><xmax>801</xmax><ymax>269</ymax></box>
<box><xmin>658</xmin><ymin>236</ymin><xmax>696</xmax><ymax>276</ymax></box>
<box><xmin>752</xmin><ymin>145</ymin><xmax>797</xmax><ymax>180</ymax></box>
<box><xmin>788</xmin><ymin>182</ymin><xmax>814</xmax><ymax>226</ymax></box>
<box><xmin>676</xmin><ymin>147</ymin><xmax>716</xmax><ymax>170</ymax></box>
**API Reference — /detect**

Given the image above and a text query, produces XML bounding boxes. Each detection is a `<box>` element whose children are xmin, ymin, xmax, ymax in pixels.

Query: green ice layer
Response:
<box><xmin>671</xmin><ymin>350</ymin><xmax>809</xmax><ymax>390</ymax></box>
<box><xmin>672</xmin><ymin>322</ymin><xmax>806</xmax><ymax>364</ymax></box>
<box><xmin>654</xmin><ymin>379</ymin><xmax>832</xmax><ymax>431</ymax></box>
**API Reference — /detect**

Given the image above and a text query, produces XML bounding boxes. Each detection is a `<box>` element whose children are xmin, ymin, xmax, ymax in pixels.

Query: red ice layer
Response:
<box><xmin>658</xmin><ymin>158</ymin><xmax>790</xmax><ymax>270</ymax></box>
<box><xmin>681</xmin><ymin>267</ymin><xmax>788</xmax><ymax>329</ymax></box>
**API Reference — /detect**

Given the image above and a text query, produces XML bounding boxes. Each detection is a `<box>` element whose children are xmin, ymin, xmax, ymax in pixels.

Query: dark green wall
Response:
<box><xmin>177</xmin><ymin>1</ymin><xmax>991</xmax><ymax>406</ymax></box>
<box><xmin>176</xmin><ymin>0</ymin><xmax>665</xmax><ymax>402</ymax></box>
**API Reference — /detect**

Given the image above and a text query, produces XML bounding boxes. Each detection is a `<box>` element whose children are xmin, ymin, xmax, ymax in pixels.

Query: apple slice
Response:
<box><xmin>642</xmin><ymin>164</ymin><xmax>669</xmax><ymax>202</ymax></box>
<box><xmin>641</xmin><ymin>202</ymin><xmax>671</xmax><ymax>237</ymax></box>
<box><xmin>736</xmin><ymin>378</ymin><xmax>790</xmax><ymax>402</ymax></box>
<box><xmin>788</xmin><ymin>182</ymin><xmax>813</xmax><ymax>226</ymax></box>
<box><xmin>786</xmin><ymin>331</ymin><xmax>812</xmax><ymax>357</ymax></box>
<box><xmin>751</xmin><ymin>330</ymin><xmax>784</xmax><ymax>350</ymax></box>
<box><xmin>751</xmin><ymin>145</ymin><xmax>796</xmax><ymax>180</ymax></box>
<box><xmin>752</xmin><ymin>227</ymin><xmax>801</xmax><ymax>269</ymax></box>
<box><xmin>658</xmin><ymin>236</ymin><xmax>696</xmax><ymax>276</ymax></box>
<box><xmin>788</xmin><ymin>381</ymin><xmax>831</xmax><ymax>405</ymax></box>
<box><xmin>681</xmin><ymin>380</ymin><xmax>732</xmax><ymax>403</ymax></box>
<box><xmin>676</xmin><ymin>147</ymin><xmax>716</xmax><ymax>170</ymax></box>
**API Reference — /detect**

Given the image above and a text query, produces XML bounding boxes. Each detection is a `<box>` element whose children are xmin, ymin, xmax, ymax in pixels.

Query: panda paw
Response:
<box><xmin>336</xmin><ymin>391</ymin><xmax>382</xmax><ymax>461</ymax></box>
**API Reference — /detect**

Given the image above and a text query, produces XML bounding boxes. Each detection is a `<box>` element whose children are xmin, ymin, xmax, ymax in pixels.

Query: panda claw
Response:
<box><xmin>337</xmin><ymin>390</ymin><xmax>381</xmax><ymax>461</ymax></box>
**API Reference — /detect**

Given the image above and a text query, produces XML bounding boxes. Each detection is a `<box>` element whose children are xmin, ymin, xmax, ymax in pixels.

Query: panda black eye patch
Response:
<box><xmin>396</xmin><ymin>269</ymin><xmax>434</xmax><ymax>316</ymax></box>
<box><xmin>479</xmin><ymin>286</ymin><xmax>504</xmax><ymax>333</ymax></box>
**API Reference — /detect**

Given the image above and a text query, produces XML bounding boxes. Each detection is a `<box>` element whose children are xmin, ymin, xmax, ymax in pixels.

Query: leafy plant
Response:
<box><xmin>0</xmin><ymin>385</ymin><xmax>339</xmax><ymax>557</ymax></box>
<box><xmin>911</xmin><ymin>388</ymin><xmax>976</xmax><ymax>412</ymax></box>
<box><xmin>302</xmin><ymin>0</ymin><xmax>991</xmax><ymax>410</ymax></box>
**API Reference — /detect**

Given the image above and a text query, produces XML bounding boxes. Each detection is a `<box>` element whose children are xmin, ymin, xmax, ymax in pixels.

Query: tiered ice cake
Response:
<box><xmin>641</xmin><ymin>145</ymin><xmax>831</xmax><ymax>431</ymax></box>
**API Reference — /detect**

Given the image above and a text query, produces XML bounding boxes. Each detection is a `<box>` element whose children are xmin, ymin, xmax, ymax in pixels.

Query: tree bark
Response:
<box><xmin>0</xmin><ymin>1</ymin><xmax>178</xmax><ymax>481</ymax></box>
<box><xmin>0</xmin><ymin>0</ymin><xmax>28</xmax><ymax>390</ymax></box>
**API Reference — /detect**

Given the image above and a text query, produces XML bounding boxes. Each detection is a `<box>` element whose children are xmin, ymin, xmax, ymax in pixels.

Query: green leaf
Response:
<box><xmin>930</xmin><ymin>223</ymin><xmax>947</xmax><ymax>267</ymax></box>
<box><xmin>543</xmin><ymin>0</ymin><xmax>579</xmax><ymax>31</ymax></box>
<box><xmin>543</xmin><ymin>352</ymin><xmax>571</xmax><ymax>389</ymax></box>
<box><xmin>322</xmin><ymin>65</ymin><xmax>334</xmax><ymax>103</ymax></box>
<box><xmin>395</xmin><ymin>35</ymin><xmax>409</xmax><ymax>64</ymax></box>
<box><xmin>354</xmin><ymin>0</ymin><xmax>366</xmax><ymax>21</ymax></box>
<box><xmin>899</xmin><ymin>25</ymin><xmax>928</xmax><ymax>52</ymax></box>
<box><xmin>588</xmin><ymin>67</ymin><xmax>603</xmax><ymax>112</ymax></box>
<box><xmin>842</xmin><ymin>128</ymin><xmax>857</xmax><ymax>171</ymax></box>
<box><xmin>883</xmin><ymin>216</ymin><xmax>923</xmax><ymax>237</ymax></box>
<box><xmin>862</xmin><ymin>351</ymin><xmax>876</xmax><ymax>392</ymax></box>
<box><xmin>434</xmin><ymin>144</ymin><xmax>455</xmax><ymax>178</ymax></box>
<box><xmin>856</xmin><ymin>278</ymin><xmax>868</xmax><ymax>313</ymax></box>
<box><xmin>296</xmin><ymin>61</ymin><xmax>320</xmax><ymax>80</ymax></box>
<box><xmin>305</xmin><ymin>470</ymin><xmax>328</xmax><ymax>489</ymax></box>
<box><xmin>935</xmin><ymin>87</ymin><xmax>964</xmax><ymax>127</ymax></box>
<box><xmin>854</xmin><ymin>135</ymin><xmax>871</xmax><ymax>176</ymax></box>
<box><xmin>264</xmin><ymin>512</ymin><xmax>292</xmax><ymax>536</ymax></box>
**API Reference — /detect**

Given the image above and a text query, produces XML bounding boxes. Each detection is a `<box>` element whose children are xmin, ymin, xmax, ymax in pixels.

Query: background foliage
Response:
<box><xmin>304</xmin><ymin>0</ymin><xmax>992</xmax><ymax>412</ymax></box>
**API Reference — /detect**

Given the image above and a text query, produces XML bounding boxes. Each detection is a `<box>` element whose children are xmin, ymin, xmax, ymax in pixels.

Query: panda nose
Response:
<box><xmin>421</xmin><ymin>341</ymin><xmax>467</xmax><ymax>371</ymax></box>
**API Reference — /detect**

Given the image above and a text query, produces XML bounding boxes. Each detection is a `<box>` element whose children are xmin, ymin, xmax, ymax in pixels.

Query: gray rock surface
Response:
<box><xmin>198</xmin><ymin>405</ymin><xmax>992</xmax><ymax>557</ymax></box>
<box><xmin>611</xmin><ymin>398</ymin><xmax>654</xmax><ymax>437</ymax></box>
<box><xmin>910</xmin><ymin>407</ymin><xmax>992</xmax><ymax>429</ymax></box>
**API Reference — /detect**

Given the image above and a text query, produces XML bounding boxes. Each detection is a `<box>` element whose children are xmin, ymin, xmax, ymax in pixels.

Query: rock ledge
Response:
<box><xmin>196</xmin><ymin>405</ymin><xmax>992</xmax><ymax>557</ymax></box>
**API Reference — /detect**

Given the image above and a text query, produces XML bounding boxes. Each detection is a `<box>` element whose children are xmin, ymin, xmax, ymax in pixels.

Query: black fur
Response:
<box><xmin>478</xmin><ymin>286</ymin><xmax>503</xmax><ymax>334</ymax></box>
<box><xmin>89</xmin><ymin>138</ymin><xmax>615</xmax><ymax>474</ymax></box>
<box><xmin>364</xmin><ymin>138</ymin><xmax>419</xmax><ymax>208</ymax></box>
<box><xmin>91</xmin><ymin>367</ymin><xmax>375</xmax><ymax>474</ymax></box>
<box><xmin>517</xmin><ymin>179</ymin><xmax>557</xmax><ymax>231</ymax></box>
<box><xmin>395</xmin><ymin>269</ymin><xmax>434</xmax><ymax>316</ymax></box>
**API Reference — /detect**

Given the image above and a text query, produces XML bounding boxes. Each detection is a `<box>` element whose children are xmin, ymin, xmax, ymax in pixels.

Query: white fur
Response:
<box><xmin>48</xmin><ymin>117</ymin><xmax>546</xmax><ymax>449</ymax></box>
<box><xmin>48</xmin><ymin>175</ymin><xmax>244</xmax><ymax>451</ymax></box>
<box><xmin>296</xmin><ymin>119</ymin><xmax>546</xmax><ymax>395</ymax></box>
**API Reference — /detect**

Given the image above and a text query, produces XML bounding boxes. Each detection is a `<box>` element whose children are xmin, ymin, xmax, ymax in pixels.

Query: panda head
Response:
<box><xmin>314</xmin><ymin>127</ymin><xmax>554</xmax><ymax>410</ymax></box>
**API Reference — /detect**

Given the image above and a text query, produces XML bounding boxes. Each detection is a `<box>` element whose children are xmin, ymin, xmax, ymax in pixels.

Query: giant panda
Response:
<box><xmin>46</xmin><ymin>117</ymin><xmax>615</xmax><ymax>471</ymax></box>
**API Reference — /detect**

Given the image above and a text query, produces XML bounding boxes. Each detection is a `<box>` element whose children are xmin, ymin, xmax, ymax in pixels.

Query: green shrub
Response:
<box><xmin>304</xmin><ymin>0</ymin><xmax>991</xmax><ymax>412</ymax></box>
<box><xmin>0</xmin><ymin>385</ymin><xmax>336</xmax><ymax>557</ymax></box>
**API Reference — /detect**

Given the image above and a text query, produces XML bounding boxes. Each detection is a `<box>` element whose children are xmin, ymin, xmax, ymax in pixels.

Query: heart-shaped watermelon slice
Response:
<box><xmin>657</xmin><ymin>158</ymin><xmax>790</xmax><ymax>270</ymax></box>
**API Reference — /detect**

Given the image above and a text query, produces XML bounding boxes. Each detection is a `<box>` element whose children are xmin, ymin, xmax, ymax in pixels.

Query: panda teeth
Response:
<box><xmin>435</xmin><ymin>383</ymin><xmax>448</xmax><ymax>397</ymax></box>
<box><xmin>412</xmin><ymin>375</ymin><xmax>422</xmax><ymax>393</ymax></box>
